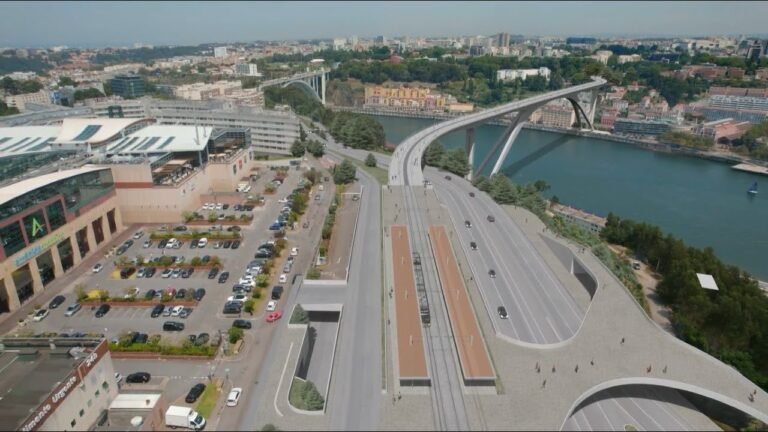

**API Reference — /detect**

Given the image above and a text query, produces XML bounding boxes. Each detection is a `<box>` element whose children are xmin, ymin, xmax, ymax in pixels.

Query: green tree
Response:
<box><xmin>207</xmin><ymin>212</ymin><xmax>217</xmax><ymax>223</ymax></box>
<box><xmin>290</xmin><ymin>139</ymin><xmax>305</xmax><ymax>157</ymax></box>
<box><xmin>256</xmin><ymin>274</ymin><xmax>270</xmax><ymax>288</ymax></box>
<box><xmin>365</xmin><ymin>152</ymin><xmax>377</xmax><ymax>167</ymax></box>
<box><xmin>488</xmin><ymin>174</ymin><xmax>517</xmax><ymax>204</ymax></box>
<box><xmin>333</xmin><ymin>160</ymin><xmax>357</xmax><ymax>184</ymax></box>
<box><xmin>439</xmin><ymin>148</ymin><xmax>471</xmax><ymax>177</ymax></box>
<box><xmin>306</xmin><ymin>140</ymin><xmax>325</xmax><ymax>158</ymax></box>
<box><xmin>228</xmin><ymin>327</ymin><xmax>244</xmax><ymax>344</ymax></box>
<box><xmin>424</xmin><ymin>140</ymin><xmax>445</xmax><ymax>167</ymax></box>
<box><xmin>300</xmin><ymin>124</ymin><xmax>307</xmax><ymax>142</ymax></box>
<box><xmin>58</xmin><ymin>76</ymin><xmax>77</xmax><ymax>87</ymax></box>
<box><xmin>244</xmin><ymin>299</ymin><xmax>255</xmax><ymax>315</ymax></box>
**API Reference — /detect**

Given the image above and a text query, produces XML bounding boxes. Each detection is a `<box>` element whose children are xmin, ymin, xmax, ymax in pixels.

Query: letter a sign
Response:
<box><xmin>31</xmin><ymin>217</ymin><xmax>45</xmax><ymax>237</ymax></box>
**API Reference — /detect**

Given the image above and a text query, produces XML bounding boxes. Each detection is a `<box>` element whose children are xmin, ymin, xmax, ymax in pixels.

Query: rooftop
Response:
<box><xmin>109</xmin><ymin>393</ymin><xmax>162</xmax><ymax>410</ymax></box>
<box><xmin>0</xmin><ymin>165</ymin><xmax>108</xmax><ymax>206</ymax></box>
<box><xmin>56</xmin><ymin>118</ymin><xmax>151</xmax><ymax>145</ymax></box>
<box><xmin>105</xmin><ymin>125</ymin><xmax>213</xmax><ymax>154</ymax></box>
<box><xmin>0</xmin><ymin>338</ymin><xmax>105</xmax><ymax>431</ymax></box>
<box><xmin>0</xmin><ymin>126</ymin><xmax>61</xmax><ymax>158</ymax></box>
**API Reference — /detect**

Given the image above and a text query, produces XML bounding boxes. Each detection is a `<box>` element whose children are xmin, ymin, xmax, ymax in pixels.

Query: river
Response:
<box><xmin>373</xmin><ymin>115</ymin><xmax>768</xmax><ymax>281</ymax></box>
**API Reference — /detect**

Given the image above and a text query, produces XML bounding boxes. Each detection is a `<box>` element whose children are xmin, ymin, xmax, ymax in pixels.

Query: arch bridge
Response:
<box><xmin>388</xmin><ymin>77</ymin><xmax>606</xmax><ymax>185</ymax></box>
<box><xmin>259</xmin><ymin>68</ymin><xmax>330</xmax><ymax>105</ymax></box>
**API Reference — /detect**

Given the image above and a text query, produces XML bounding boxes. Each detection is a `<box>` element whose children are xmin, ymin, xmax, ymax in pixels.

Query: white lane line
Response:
<box><xmin>608</xmin><ymin>396</ymin><xmax>650</xmax><ymax>431</ymax></box>
<box><xmin>595</xmin><ymin>397</ymin><xmax>623</xmax><ymax>431</ymax></box>
<box><xmin>643</xmin><ymin>386</ymin><xmax>692</xmax><ymax>431</ymax></box>
<box><xmin>274</xmin><ymin>342</ymin><xmax>294</xmax><ymax>417</ymax></box>
<box><xmin>614</xmin><ymin>387</ymin><xmax>666</xmax><ymax>431</ymax></box>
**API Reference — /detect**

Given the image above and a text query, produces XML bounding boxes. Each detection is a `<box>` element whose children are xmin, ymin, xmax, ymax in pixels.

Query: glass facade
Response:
<box><xmin>0</xmin><ymin>152</ymin><xmax>76</xmax><ymax>185</ymax></box>
<box><xmin>0</xmin><ymin>278</ymin><xmax>8</xmax><ymax>313</ymax></box>
<box><xmin>46</xmin><ymin>200</ymin><xmax>67</xmax><ymax>232</ymax></box>
<box><xmin>0</xmin><ymin>221</ymin><xmax>25</xmax><ymax>257</ymax></box>
<box><xmin>36</xmin><ymin>250</ymin><xmax>55</xmax><ymax>286</ymax></box>
<box><xmin>92</xmin><ymin>217</ymin><xmax>104</xmax><ymax>245</ymax></box>
<box><xmin>57</xmin><ymin>238</ymin><xmax>74</xmax><ymax>272</ymax></box>
<box><xmin>76</xmin><ymin>227</ymin><xmax>89</xmax><ymax>258</ymax></box>
<box><xmin>110</xmin><ymin>75</ymin><xmax>145</xmax><ymax>99</ymax></box>
<box><xmin>12</xmin><ymin>264</ymin><xmax>33</xmax><ymax>304</ymax></box>
<box><xmin>107</xmin><ymin>209</ymin><xmax>117</xmax><ymax>234</ymax></box>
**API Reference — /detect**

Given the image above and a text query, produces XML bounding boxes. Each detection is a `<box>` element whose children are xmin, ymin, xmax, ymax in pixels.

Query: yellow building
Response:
<box><xmin>364</xmin><ymin>85</ymin><xmax>451</xmax><ymax>110</ymax></box>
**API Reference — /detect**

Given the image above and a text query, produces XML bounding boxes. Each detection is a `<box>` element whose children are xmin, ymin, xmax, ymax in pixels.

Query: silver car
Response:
<box><xmin>64</xmin><ymin>303</ymin><xmax>82</xmax><ymax>317</ymax></box>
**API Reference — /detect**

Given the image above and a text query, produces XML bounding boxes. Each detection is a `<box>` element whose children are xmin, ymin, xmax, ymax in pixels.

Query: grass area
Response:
<box><xmin>195</xmin><ymin>381</ymin><xmax>221</xmax><ymax>418</ymax></box>
<box><xmin>344</xmin><ymin>155</ymin><xmax>389</xmax><ymax>185</ymax></box>
<box><xmin>288</xmin><ymin>378</ymin><xmax>325</xmax><ymax>411</ymax></box>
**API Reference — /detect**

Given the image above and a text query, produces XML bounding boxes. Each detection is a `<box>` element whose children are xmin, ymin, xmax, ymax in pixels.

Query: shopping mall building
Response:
<box><xmin>0</xmin><ymin>116</ymin><xmax>266</xmax><ymax>316</ymax></box>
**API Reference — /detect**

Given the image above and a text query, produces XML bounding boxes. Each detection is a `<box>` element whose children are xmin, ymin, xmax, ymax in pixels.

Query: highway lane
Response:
<box><xmin>563</xmin><ymin>386</ymin><xmax>721</xmax><ymax>431</ymax></box>
<box><xmin>326</xmin><ymin>155</ymin><xmax>383</xmax><ymax>431</ymax></box>
<box><xmin>427</xmin><ymin>169</ymin><xmax>584</xmax><ymax>344</ymax></box>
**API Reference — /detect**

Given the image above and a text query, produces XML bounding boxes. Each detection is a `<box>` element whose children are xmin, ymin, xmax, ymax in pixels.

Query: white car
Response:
<box><xmin>278</xmin><ymin>273</ymin><xmax>288</xmax><ymax>283</ymax></box>
<box><xmin>290</xmin><ymin>247</ymin><xmax>299</xmax><ymax>256</ymax></box>
<box><xmin>227</xmin><ymin>294</ymin><xmax>247</xmax><ymax>303</ymax></box>
<box><xmin>133</xmin><ymin>231</ymin><xmax>144</xmax><ymax>239</ymax></box>
<box><xmin>215</xmin><ymin>203</ymin><xmax>223</xmax><ymax>210</ymax></box>
<box><xmin>32</xmin><ymin>309</ymin><xmax>49</xmax><ymax>321</ymax></box>
<box><xmin>143</xmin><ymin>239</ymin><xmax>152</xmax><ymax>248</ymax></box>
<box><xmin>161</xmin><ymin>268</ymin><xmax>173</xmax><ymax>278</ymax></box>
<box><xmin>171</xmin><ymin>305</ymin><xmax>184</xmax><ymax>317</ymax></box>
<box><xmin>239</xmin><ymin>276</ymin><xmax>255</xmax><ymax>286</ymax></box>
<box><xmin>266</xmin><ymin>300</ymin><xmax>278</xmax><ymax>311</ymax></box>
<box><xmin>278</xmin><ymin>198</ymin><xmax>288</xmax><ymax>204</ymax></box>
<box><xmin>115</xmin><ymin>372</ymin><xmax>124</xmax><ymax>385</ymax></box>
<box><xmin>197</xmin><ymin>238</ymin><xmax>208</xmax><ymax>248</ymax></box>
<box><xmin>92</xmin><ymin>263</ymin><xmax>103</xmax><ymax>273</ymax></box>
<box><xmin>227</xmin><ymin>387</ymin><xmax>242</xmax><ymax>407</ymax></box>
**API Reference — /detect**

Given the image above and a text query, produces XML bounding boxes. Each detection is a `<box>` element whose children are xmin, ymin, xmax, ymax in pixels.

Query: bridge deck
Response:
<box><xmin>390</xmin><ymin>225</ymin><xmax>429</xmax><ymax>382</ymax></box>
<box><xmin>428</xmin><ymin>225</ymin><xmax>495</xmax><ymax>383</ymax></box>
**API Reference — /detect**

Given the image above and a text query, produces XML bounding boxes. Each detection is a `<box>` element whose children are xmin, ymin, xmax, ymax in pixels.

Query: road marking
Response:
<box><xmin>274</xmin><ymin>342</ymin><xmax>294</xmax><ymax>417</ymax></box>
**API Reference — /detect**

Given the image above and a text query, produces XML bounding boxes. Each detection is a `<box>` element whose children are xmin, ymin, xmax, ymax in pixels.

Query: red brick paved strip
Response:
<box><xmin>390</xmin><ymin>225</ymin><xmax>429</xmax><ymax>380</ymax></box>
<box><xmin>429</xmin><ymin>225</ymin><xmax>495</xmax><ymax>381</ymax></box>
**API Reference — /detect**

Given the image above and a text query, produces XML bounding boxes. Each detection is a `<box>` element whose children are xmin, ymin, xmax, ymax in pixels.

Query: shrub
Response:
<box><xmin>208</xmin><ymin>212</ymin><xmax>218</xmax><ymax>223</ymax></box>
<box><xmin>98</xmin><ymin>290</ymin><xmax>109</xmax><ymax>301</ymax></box>
<box><xmin>306</xmin><ymin>267</ymin><xmax>321</xmax><ymax>279</ymax></box>
<box><xmin>75</xmin><ymin>284</ymin><xmax>88</xmax><ymax>301</ymax></box>
<box><xmin>228</xmin><ymin>327</ymin><xmax>244</xmax><ymax>344</ymax></box>
<box><xmin>190</xmin><ymin>257</ymin><xmax>202</xmax><ymax>266</ymax></box>
<box><xmin>256</xmin><ymin>274</ymin><xmax>270</xmax><ymax>288</ymax></box>
<box><xmin>161</xmin><ymin>293</ymin><xmax>173</xmax><ymax>303</ymax></box>
<box><xmin>253</xmin><ymin>289</ymin><xmax>262</xmax><ymax>299</ymax></box>
<box><xmin>290</xmin><ymin>305</ymin><xmax>309</xmax><ymax>324</ymax></box>
<box><xmin>261</xmin><ymin>424</ymin><xmax>280</xmax><ymax>432</ymax></box>
<box><xmin>182</xmin><ymin>211</ymin><xmax>195</xmax><ymax>223</ymax></box>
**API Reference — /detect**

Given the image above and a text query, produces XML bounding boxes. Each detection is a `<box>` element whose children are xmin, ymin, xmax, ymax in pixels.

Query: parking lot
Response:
<box><xmin>17</xmin><ymin>164</ymin><xmax>325</xmax><ymax>347</ymax></box>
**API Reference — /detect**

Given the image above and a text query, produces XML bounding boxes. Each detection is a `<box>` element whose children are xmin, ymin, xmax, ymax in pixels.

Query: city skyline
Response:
<box><xmin>1</xmin><ymin>1</ymin><xmax>768</xmax><ymax>48</ymax></box>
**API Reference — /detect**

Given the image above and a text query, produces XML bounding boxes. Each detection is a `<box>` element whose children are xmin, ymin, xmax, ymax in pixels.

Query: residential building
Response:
<box><xmin>707</xmin><ymin>94</ymin><xmax>768</xmax><ymax>111</ymax></box>
<box><xmin>551</xmin><ymin>203</ymin><xmax>605</xmax><ymax>234</ymax></box>
<box><xmin>110</xmin><ymin>75</ymin><xmax>145</xmax><ymax>99</ymax></box>
<box><xmin>693</xmin><ymin>118</ymin><xmax>752</xmax><ymax>144</ymax></box>
<box><xmin>448</xmin><ymin>103</ymin><xmax>475</xmax><ymax>113</ymax></box>
<box><xmin>3</xmin><ymin>90</ymin><xmax>52</xmax><ymax>112</ymax></box>
<box><xmin>566</xmin><ymin>37</ymin><xmax>596</xmax><ymax>45</ymax></box>
<box><xmin>333</xmin><ymin>38</ymin><xmax>347</xmax><ymax>50</ymax></box>
<box><xmin>496</xmin><ymin>32</ymin><xmax>510</xmax><ymax>48</ymax></box>
<box><xmin>496</xmin><ymin>67</ymin><xmax>551</xmax><ymax>82</ymax></box>
<box><xmin>613</xmin><ymin>118</ymin><xmax>672</xmax><ymax>136</ymax></box>
<box><xmin>214</xmin><ymin>46</ymin><xmax>228</xmax><ymax>58</ymax></box>
<box><xmin>374</xmin><ymin>35</ymin><xmax>386</xmax><ymax>46</ymax></box>
<box><xmin>364</xmin><ymin>85</ymin><xmax>454</xmax><ymax>111</ymax></box>
<box><xmin>745</xmin><ymin>40</ymin><xmax>768</xmax><ymax>61</ymax></box>
<box><xmin>0</xmin><ymin>338</ymin><xmax>117</xmax><ymax>431</ymax></box>
<box><xmin>693</xmin><ymin>107</ymin><xmax>768</xmax><ymax>124</ymax></box>
<box><xmin>709</xmin><ymin>86</ymin><xmax>768</xmax><ymax>98</ymax></box>
<box><xmin>617</xmin><ymin>54</ymin><xmax>642</xmax><ymax>64</ymax></box>
<box><xmin>536</xmin><ymin>101</ymin><xmax>575</xmax><ymax>129</ymax></box>
<box><xmin>599</xmin><ymin>110</ymin><xmax>618</xmax><ymax>130</ymax></box>
<box><xmin>174</xmin><ymin>81</ymin><xmax>243</xmax><ymax>101</ymax></box>
<box><xmin>234</xmin><ymin>63</ymin><xmax>261</xmax><ymax>77</ymax></box>
<box><xmin>469</xmin><ymin>45</ymin><xmax>486</xmax><ymax>56</ymax></box>
<box><xmin>591</xmin><ymin>50</ymin><xmax>613</xmax><ymax>64</ymax></box>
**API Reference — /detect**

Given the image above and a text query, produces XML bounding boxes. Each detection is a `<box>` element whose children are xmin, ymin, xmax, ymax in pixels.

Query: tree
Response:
<box><xmin>439</xmin><ymin>148</ymin><xmax>471</xmax><ymax>177</ymax></box>
<box><xmin>181</xmin><ymin>211</ymin><xmax>195</xmax><ymax>223</ymax></box>
<box><xmin>58</xmin><ymin>76</ymin><xmax>77</xmax><ymax>87</ymax></box>
<box><xmin>365</xmin><ymin>153</ymin><xmax>377</xmax><ymax>167</ymax></box>
<box><xmin>488</xmin><ymin>174</ymin><xmax>518</xmax><ymax>204</ymax></box>
<box><xmin>244</xmin><ymin>299</ymin><xmax>255</xmax><ymax>315</ymax></box>
<box><xmin>228</xmin><ymin>327</ymin><xmax>244</xmax><ymax>344</ymax></box>
<box><xmin>299</xmin><ymin>124</ymin><xmax>307</xmax><ymax>142</ymax></box>
<box><xmin>424</xmin><ymin>141</ymin><xmax>445</xmax><ymax>167</ymax></box>
<box><xmin>333</xmin><ymin>160</ymin><xmax>357</xmax><ymax>184</ymax></box>
<box><xmin>290</xmin><ymin>139</ymin><xmax>305</xmax><ymax>157</ymax></box>
<box><xmin>256</xmin><ymin>274</ymin><xmax>270</xmax><ymax>288</ymax></box>
<box><xmin>207</xmin><ymin>212</ymin><xmax>217</xmax><ymax>223</ymax></box>
<box><xmin>306</xmin><ymin>140</ymin><xmax>325</xmax><ymax>158</ymax></box>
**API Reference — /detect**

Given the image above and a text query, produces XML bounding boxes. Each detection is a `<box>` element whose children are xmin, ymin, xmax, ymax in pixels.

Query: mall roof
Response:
<box><xmin>0</xmin><ymin>126</ymin><xmax>61</xmax><ymax>158</ymax></box>
<box><xmin>55</xmin><ymin>118</ymin><xmax>150</xmax><ymax>145</ymax></box>
<box><xmin>0</xmin><ymin>165</ymin><xmax>108</xmax><ymax>206</ymax></box>
<box><xmin>105</xmin><ymin>125</ymin><xmax>213</xmax><ymax>154</ymax></box>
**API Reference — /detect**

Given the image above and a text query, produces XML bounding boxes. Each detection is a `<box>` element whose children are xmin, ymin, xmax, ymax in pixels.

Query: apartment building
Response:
<box><xmin>364</xmin><ymin>85</ymin><xmax>455</xmax><ymax>111</ymax></box>
<box><xmin>4</xmin><ymin>90</ymin><xmax>52</xmax><ymax>112</ymax></box>
<box><xmin>234</xmin><ymin>63</ymin><xmax>261</xmax><ymax>77</ymax></box>
<box><xmin>496</xmin><ymin>67</ymin><xmax>551</xmax><ymax>82</ymax></box>
<box><xmin>174</xmin><ymin>81</ymin><xmax>243</xmax><ymax>101</ymax></box>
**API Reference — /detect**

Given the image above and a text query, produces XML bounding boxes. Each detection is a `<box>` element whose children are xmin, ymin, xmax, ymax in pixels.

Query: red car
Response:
<box><xmin>166</xmin><ymin>287</ymin><xmax>177</xmax><ymax>297</ymax></box>
<box><xmin>266</xmin><ymin>311</ymin><xmax>283</xmax><ymax>323</ymax></box>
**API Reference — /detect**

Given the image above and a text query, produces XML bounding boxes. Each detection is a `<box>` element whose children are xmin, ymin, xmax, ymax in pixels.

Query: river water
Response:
<box><xmin>374</xmin><ymin>115</ymin><xmax>768</xmax><ymax>281</ymax></box>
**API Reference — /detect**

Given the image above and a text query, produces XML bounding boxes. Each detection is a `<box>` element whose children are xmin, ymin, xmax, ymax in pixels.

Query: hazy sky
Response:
<box><xmin>1</xmin><ymin>1</ymin><xmax>766</xmax><ymax>48</ymax></box>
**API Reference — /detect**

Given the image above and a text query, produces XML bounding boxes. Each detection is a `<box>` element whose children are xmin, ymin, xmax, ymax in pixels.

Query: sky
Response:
<box><xmin>1</xmin><ymin>1</ymin><xmax>767</xmax><ymax>48</ymax></box>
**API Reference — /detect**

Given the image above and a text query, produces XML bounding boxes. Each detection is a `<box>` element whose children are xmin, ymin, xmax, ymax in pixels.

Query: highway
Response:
<box><xmin>563</xmin><ymin>385</ymin><xmax>720</xmax><ymax>431</ymax></box>
<box><xmin>427</xmin><ymin>170</ymin><xmax>584</xmax><ymax>344</ymax></box>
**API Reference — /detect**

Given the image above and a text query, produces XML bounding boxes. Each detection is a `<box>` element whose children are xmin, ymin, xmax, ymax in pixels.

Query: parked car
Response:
<box><xmin>64</xmin><ymin>303</ymin><xmax>82</xmax><ymax>317</ymax></box>
<box><xmin>497</xmin><ymin>306</ymin><xmax>509</xmax><ymax>319</ymax></box>
<box><xmin>161</xmin><ymin>268</ymin><xmax>173</xmax><ymax>278</ymax></box>
<box><xmin>193</xmin><ymin>288</ymin><xmax>206</xmax><ymax>301</ymax></box>
<box><xmin>198</xmin><ymin>238</ymin><xmax>208</xmax><ymax>248</ymax></box>
<box><xmin>190</xmin><ymin>241</ymin><xmax>198</xmax><ymax>249</ymax></box>
<box><xmin>208</xmin><ymin>267</ymin><xmax>219</xmax><ymax>279</ymax></box>
<box><xmin>218</xmin><ymin>271</ymin><xmax>230</xmax><ymax>284</ymax></box>
<box><xmin>92</xmin><ymin>263</ymin><xmax>103</xmax><ymax>273</ymax></box>
<box><xmin>145</xmin><ymin>267</ymin><xmax>157</xmax><ymax>278</ymax></box>
<box><xmin>49</xmin><ymin>295</ymin><xmax>66</xmax><ymax>309</ymax></box>
<box><xmin>465</xmin><ymin>220</ymin><xmax>472</xmax><ymax>228</ymax></box>
<box><xmin>132</xmin><ymin>332</ymin><xmax>149</xmax><ymax>344</ymax></box>
<box><xmin>227</xmin><ymin>388</ymin><xmax>243</xmax><ymax>407</ymax></box>
<box><xmin>231</xmin><ymin>240</ymin><xmax>241</xmax><ymax>250</ymax></box>
<box><xmin>194</xmin><ymin>333</ymin><xmax>209</xmax><ymax>346</ymax></box>
<box><xmin>171</xmin><ymin>268</ymin><xmax>182</xmax><ymax>278</ymax></box>
<box><xmin>271</xmin><ymin>285</ymin><xmax>284</xmax><ymax>300</ymax></box>
<box><xmin>120</xmin><ymin>267</ymin><xmax>136</xmax><ymax>279</ymax></box>
<box><xmin>163</xmin><ymin>321</ymin><xmax>185</xmax><ymax>331</ymax></box>
<box><xmin>266</xmin><ymin>300</ymin><xmax>278</xmax><ymax>312</ymax></box>
<box><xmin>201</xmin><ymin>255</ymin><xmax>211</xmax><ymax>264</ymax></box>
<box><xmin>185</xmin><ymin>383</ymin><xmax>206</xmax><ymax>403</ymax></box>
<box><xmin>266</xmin><ymin>310</ymin><xmax>283</xmax><ymax>323</ymax></box>
<box><xmin>181</xmin><ymin>268</ymin><xmax>193</xmax><ymax>279</ymax></box>
<box><xmin>232</xmin><ymin>319</ymin><xmax>252</xmax><ymax>329</ymax></box>
<box><xmin>176</xmin><ymin>288</ymin><xmax>187</xmax><ymax>299</ymax></box>
<box><xmin>166</xmin><ymin>287</ymin><xmax>177</xmax><ymax>297</ymax></box>
<box><xmin>143</xmin><ymin>239</ymin><xmax>153</xmax><ymax>248</ymax></box>
<box><xmin>133</xmin><ymin>231</ymin><xmax>144</xmax><ymax>239</ymax></box>
<box><xmin>95</xmin><ymin>304</ymin><xmax>111</xmax><ymax>317</ymax></box>
<box><xmin>488</xmin><ymin>269</ymin><xmax>496</xmax><ymax>278</ymax></box>
<box><xmin>158</xmin><ymin>239</ymin><xmax>168</xmax><ymax>249</ymax></box>
<box><xmin>470</xmin><ymin>241</ymin><xmax>477</xmax><ymax>250</ymax></box>
<box><xmin>162</xmin><ymin>307</ymin><xmax>173</xmax><ymax>317</ymax></box>
<box><xmin>223</xmin><ymin>302</ymin><xmax>242</xmax><ymax>314</ymax></box>
<box><xmin>173</xmin><ymin>225</ymin><xmax>187</xmax><ymax>232</ymax></box>
<box><xmin>213</xmin><ymin>241</ymin><xmax>223</xmax><ymax>249</ymax></box>
<box><xmin>445</xmin><ymin>175</ymin><xmax>452</xmax><ymax>180</ymax></box>
<box><xmin>151</xmin><ymin>304</ymin><xmax>165</xmax><ymax>318</ymax></box>
<box><xmin>32</xmin><ymin>309</ymin><xmax>49</xmax><ymax>321</ymax></box>
<box><xmin>278</xmin><ymin>273</ymin><xmax>288</xmax><ymax>283</ymax></box>
<box><xmin>179</xmin><ymin>308</ymin><xmax>193</xmax><ymax>319</ymax></box>
<box><xmin>126</xmin><ymin>372</ymin><xmax>151</xmax><ymax>383</ymax></box>
<box><xmin>487</xmin><ymin>215</ymin><xmax>495</xmax><ymax>222</ymax></box>
<box><xmin>223</xmin><ymin>240</ymin><xmax>232</xmax><ymax>249</ymax></box>
<box><xmin>227</xmin><ymin>294</ymin><xmax>247</xmax><ymax>303</ymax></box>
<box><xmin>290</xmin><ymin>247</ymin><xmax>299</xmax><ymax>256</ymax></box>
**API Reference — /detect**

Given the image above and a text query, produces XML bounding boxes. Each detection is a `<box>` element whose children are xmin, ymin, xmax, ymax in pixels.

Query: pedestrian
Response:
<box><xmin>552</xmin><ymin>365</ymin><xmax>556</xmax><ymax>373</ymax></box>
<box><xmin>663</xmin><ymin>365</ymin><xmax>667</xmax><ymax>374</ymax></box>
<box><xmin>398</xmin><ymin>393</ymin><xmax>402</xmax><ymax>401</ymax></box>
<box><xmin>542</xmin><ymin>379</ymin><xmax>547</xmax><ymax>388</ymax></box>
<box><xmin>535</xmin><ymin>361</ymin><xmax>539</xmax><ymax>371</ymax></box>
<box><xmin>647</xmin><ymin>365</ymin><xmax>652</xmax><ymax>373</ymax></box>
<box><xmin>621</xmin><ymin>337</ymin><xmax>625</xmax><ymax>345</ymax></box>
<box><xmin>575</xmin><ymin>365</ymin><xmax>579</xmax><ymax>373</ymax></box>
